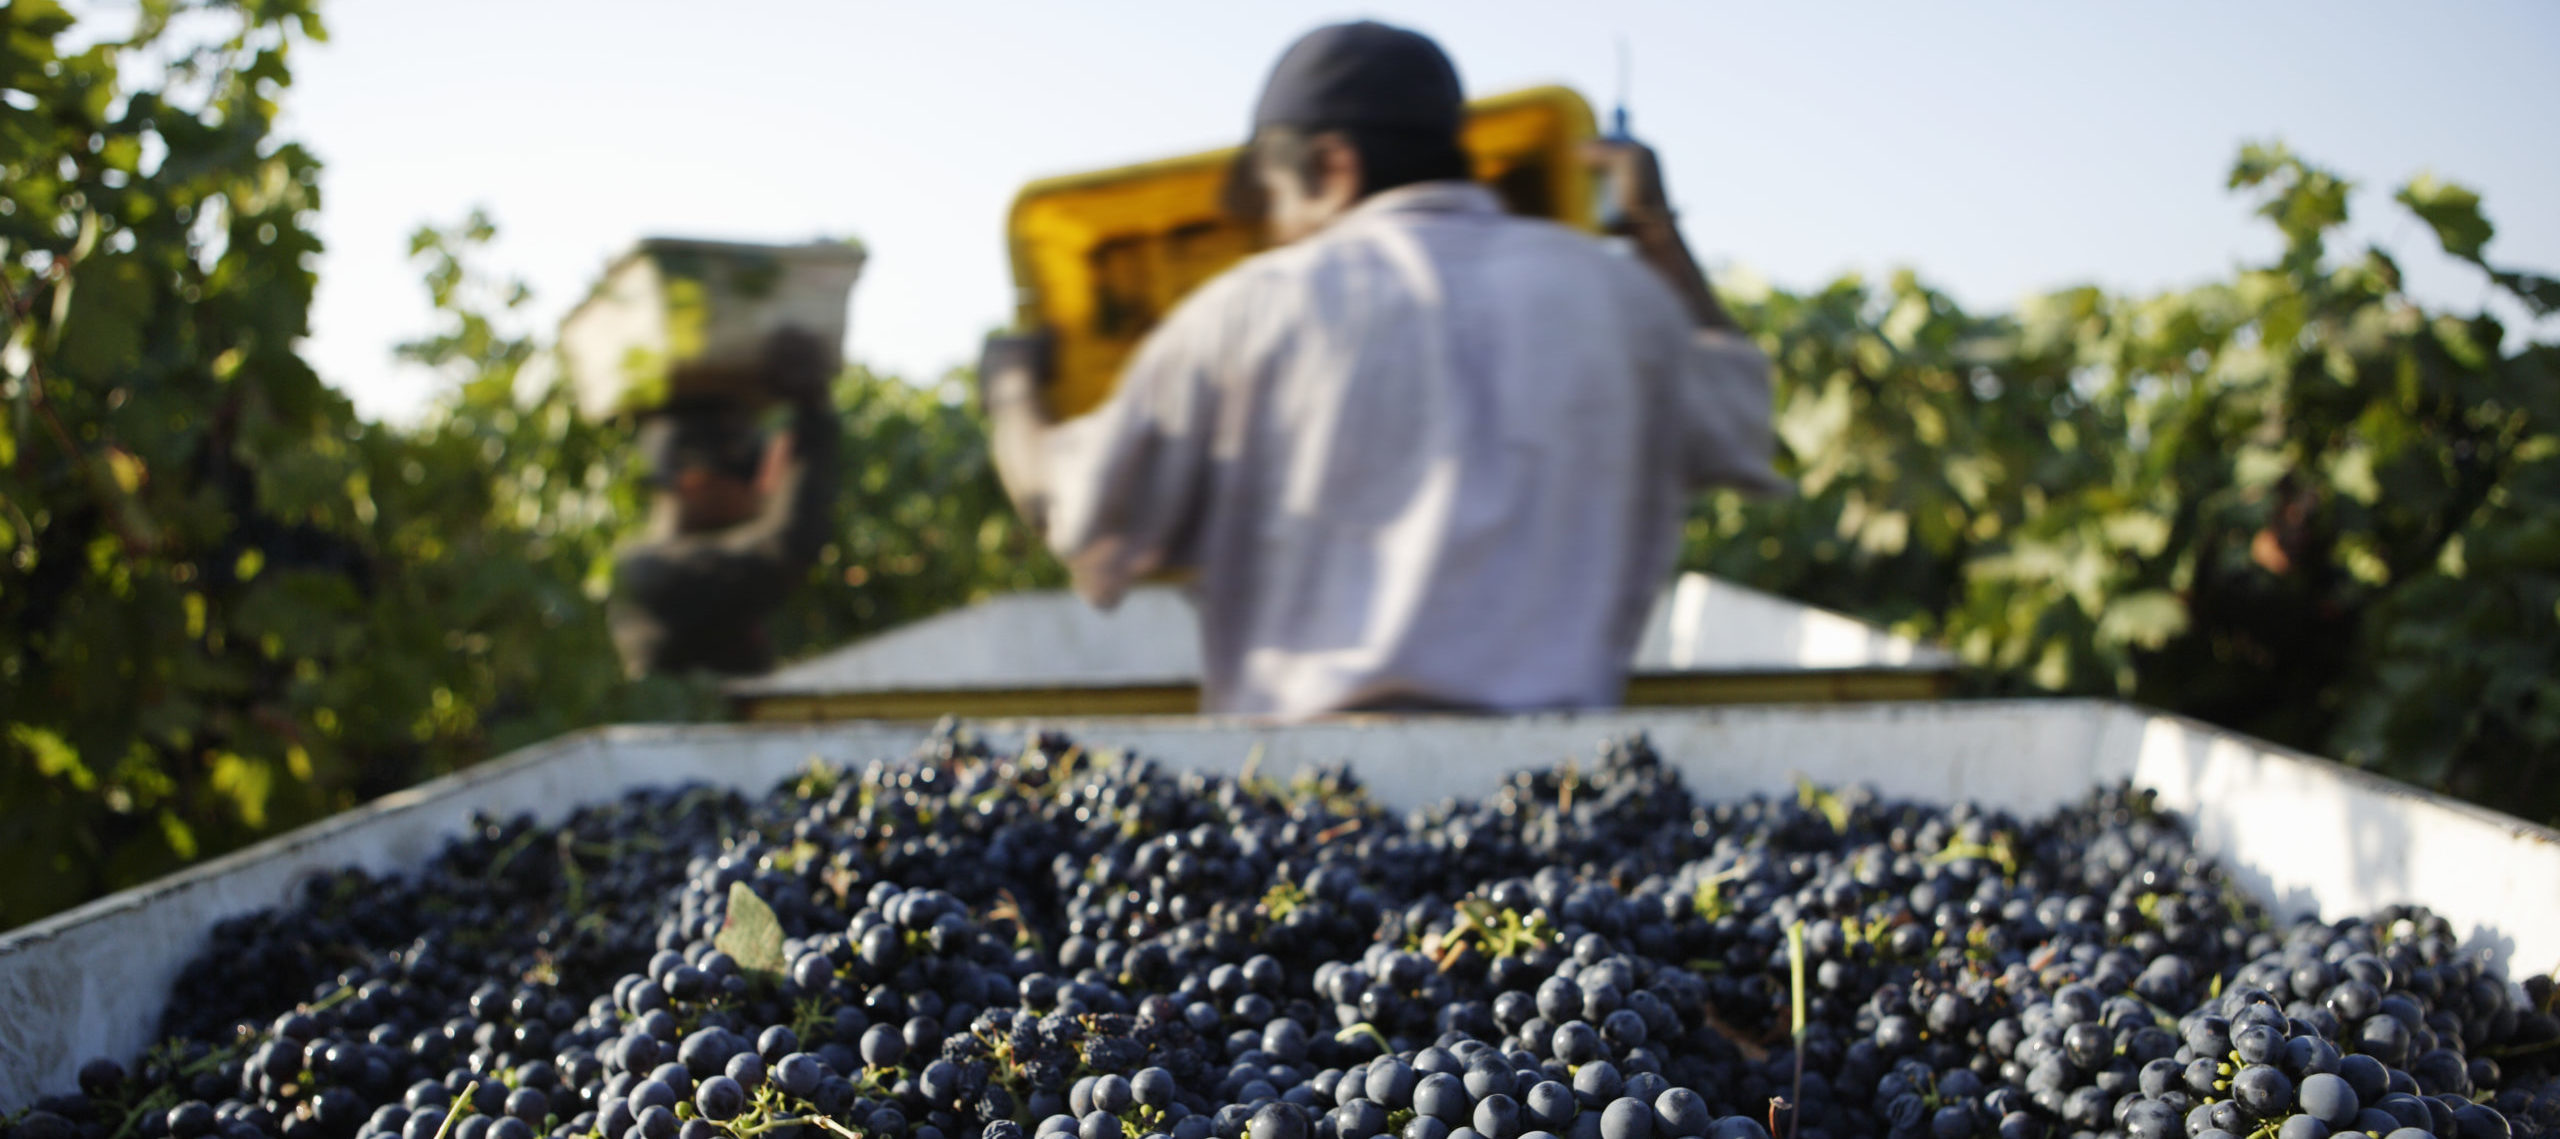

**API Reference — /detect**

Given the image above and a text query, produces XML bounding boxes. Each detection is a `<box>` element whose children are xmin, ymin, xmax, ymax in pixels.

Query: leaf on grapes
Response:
<box><xmin>716</xmin><ymin>881</ymin><xmax>788</xmax><ymax>983</ymax></box>
<box><xmin>1793</xmin><ymin>777</ymin><xmax>1850</xmax><ymax>834</ymax></box>
<box><xmin>1259</xmin><ymin>880</ymin><xmax>1308</xmax><ymax>920</ymax></box>
<box><xmin>1692</xmin><ymin>865</ymin><xmax>1743</xmax><ymax>922</ymax></box>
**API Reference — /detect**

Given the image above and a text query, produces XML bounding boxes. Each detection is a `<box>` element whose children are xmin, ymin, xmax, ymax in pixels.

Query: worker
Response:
<box><xmin>980</xmin><ymin>21</ymin><xmax>1785</xmax><ymax>718</ymax></box>
<box><xmin>609</xmin><ymin>327</ymin><xmax>841</xmax><ymax>677</ymax></box>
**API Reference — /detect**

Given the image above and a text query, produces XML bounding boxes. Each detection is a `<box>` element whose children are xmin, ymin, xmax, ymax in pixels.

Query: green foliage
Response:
<box><xmin>0</xmin><ymin>3</ymin><xmax>1056</xmax><ymax>932</ymax></box>
<box><xmin>4</xmin><ymin>0</ymin><xmax>2548</xmax><ymax>937</ymax></box>
<box><xmin>3</xmin><ymin>0</ymin><xmax>349</xmax><ymax>926</ymax></box>
<box><xmin>0</xmin><ymin>5</ymin><xmax>713</xmax><ymax>931</ymax></box>
<box><xmin>373</xmin><ymin>214</ymin><xmax>729</xmax><ymax>757</ymax></box>
<box><xmin>1686</xmin><ymin>144</ymin><xmax>2560</xmax><ymax>823</ymax></box>
<box><xmin>766</xmin><ymin>364</ymin><xmax>1061</xmax><ymax>661</ymax></box>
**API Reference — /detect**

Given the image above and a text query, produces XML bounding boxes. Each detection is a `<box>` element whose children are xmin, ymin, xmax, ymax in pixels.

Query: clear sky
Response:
<box><xmin>279</xmin><ymin>1</ymin><xmax>2560</xmax><ymax>421</ymax></box>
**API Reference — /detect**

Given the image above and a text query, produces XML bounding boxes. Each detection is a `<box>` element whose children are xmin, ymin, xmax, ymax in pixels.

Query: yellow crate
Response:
<box><xmin>1007</xmin><ymin>86</ymin><xmax>1599</xmax><ymax>419</ymax></box>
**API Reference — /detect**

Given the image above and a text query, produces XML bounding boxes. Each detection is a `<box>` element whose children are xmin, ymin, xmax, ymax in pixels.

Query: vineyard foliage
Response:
<box><xmin>0</xmin><ymin>2</ymin><xmax>1050</xmax><ymax>930</ymax></box>
<box><xmin>3</xmin><ymin>1</ymin><xmax>2555</xmax><ymax>931</ymax></box>
<box><xmin>1685</xmin><ymin>146</ymin><xmax>2560</xmax><ymax>822</ymax></box>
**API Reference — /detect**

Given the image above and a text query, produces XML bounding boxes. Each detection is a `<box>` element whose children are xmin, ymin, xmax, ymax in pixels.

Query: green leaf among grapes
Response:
<box><xmin>716</xmin><ymin>881</ymin><xmax>788</xmax><ymax>983</ymax></box>
<box><xmin>1795</xmin><ymin>777</ymin><xmax>1850</xmax><ymax>834</ymax></box>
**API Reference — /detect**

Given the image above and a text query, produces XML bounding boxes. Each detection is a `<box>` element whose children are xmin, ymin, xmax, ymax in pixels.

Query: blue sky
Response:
<box><xmin>279</xmin><ymin>1</ymin><xmax>2560</xmax><ymax>421</ymax></box>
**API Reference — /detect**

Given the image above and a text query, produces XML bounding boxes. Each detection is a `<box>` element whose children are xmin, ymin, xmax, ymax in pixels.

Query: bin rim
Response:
<box><xmin>10</xmin><ymin>696</ymin><xmax>2551</xmax><ymax>963</ymax></box>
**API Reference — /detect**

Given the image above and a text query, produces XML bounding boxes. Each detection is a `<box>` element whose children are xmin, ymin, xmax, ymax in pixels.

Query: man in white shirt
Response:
<box><xmin>982</xmin><ymin>21</ymin><xmax>1784</xmax><ymax>719</ymax></box>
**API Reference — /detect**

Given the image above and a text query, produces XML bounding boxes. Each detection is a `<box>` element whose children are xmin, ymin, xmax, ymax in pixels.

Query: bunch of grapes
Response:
<box><xmin>14</xmin><ymin>730</ymin><xmax>2560</xmax><ymax>1139</ymax></box>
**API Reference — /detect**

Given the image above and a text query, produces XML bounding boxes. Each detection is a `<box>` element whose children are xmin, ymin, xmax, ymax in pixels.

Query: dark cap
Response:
<box><xmin>1251</xmin><ymin>21</ymin><xmax>1463</xmax><ymax>134</ymax></box>
<box><xmin>1226</xmin><ymin>22</ymin><xmax>1464</xmax><ymax>218</ymax></box>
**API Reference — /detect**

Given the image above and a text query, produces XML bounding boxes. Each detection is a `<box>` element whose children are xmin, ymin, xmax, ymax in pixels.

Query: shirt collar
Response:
<box><xmin>1347</xmin><ymin>180</ymin><xmax>1504</xmax><ymax>220</ymax></box>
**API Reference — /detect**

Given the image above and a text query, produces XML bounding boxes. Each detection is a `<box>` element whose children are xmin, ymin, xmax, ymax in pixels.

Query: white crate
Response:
<box><xmin>557</xmin><ymin>237</ymin><xmax>866</xmax><ymax>420</ymax></box>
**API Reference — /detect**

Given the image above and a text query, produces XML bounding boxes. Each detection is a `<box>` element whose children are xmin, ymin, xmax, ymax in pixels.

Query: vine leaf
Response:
<box><xmin>2394</xmin><ymin>173</ymin><xmax>2492</xmax><ymax>263</ymax></box>
<box><xmin>716</xmin><ymin>882</ymin><xmax>787</xmax><ymax>984</ymax></box>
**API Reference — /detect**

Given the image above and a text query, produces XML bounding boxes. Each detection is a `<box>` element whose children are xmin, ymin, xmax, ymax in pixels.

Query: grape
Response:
<box><xmin>1415</xmin><ymin>1072</ymin><xmax>1472</xmax><ymax>1123</ymax></box>
<box><xmin>2232</xmin><ymin>1064</ymin><xmax>2296</xmax><ymax>1118</ymax></box>
<box><xmin>773</xmin><ymin>1051</ymin><xmax>824</xmax><ymax>1099</ymax></box>
<box><xmin>2120</xmin><ymin>1098</ymin><xmax>2179</xmax><ymax>1139</ymax></box>
<box><xmin>862</xmin><ymin>1021</ymin><xmax>910</xmax><ymax>1067</ymax></box>
<box><xmin>692</xmin><ymin>1074</ymin><xmax>745</xmax><ymax>1121</ymax></box>
<box><xmin>1367</xmin><ymin>1058</ymin><xmax>1418</xmax><ymax>1108</ymax></box>
<box><xmin>1249</xmin><ymin>1104</ymin><xmax>1310</xmax><ymax>1139</ymax></box>
<box><xmin>2275</xmin><ymin>1114</ymin><xmax>2330</xmax><ymax>1139</ymax></box>
<box><xmin>1524</xmin><ymin>1081</ymin><xmax>1576</xmax><ymax>1131</ymax></box>
<box><xmin>1597</xmin><ymin>1098</ymin><xmax>1652</xmax><ymax>1139</ymax></box>
<box><xmin>633</xmin><ymin>1105</ymin><xmax>678</xmax><ymax>1139</ymax></box>
<box><xmin>626</xmin><ymin>1078</ymin><xmax>676</xmax><ymax>1114</ymax></box>
<box><xmin>1569</xmin><ymin>1061</ymin><xmax>1620</xmax><ymax>1108</ymax></box>
<box><xmin>21</xmin><ymin>730</ymin><xmax>2559</xmax><ymax>1139</ymax></box>
<box><xmin>1475</xmin><ymin>1093</ymin><xmax>1525</xmax><ymax>1139</ymax></box>
<box><xmin>165</xmin><ymin>1103</ymin><xmax>216</xmax><ymax>1139</ymax></box>
<box><xmin>2296</xmin><ymin>1071</ymin><xmax>2359</xmax><ymax>1126</ymax></box>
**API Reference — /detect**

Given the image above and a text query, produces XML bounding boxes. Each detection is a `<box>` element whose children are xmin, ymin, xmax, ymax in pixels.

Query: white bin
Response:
<box><xmin>2</xmin><ymin>700</ymin><xmax>2555</xmax><ymax>1108</ymax></box>
<box><xmin>556</xmin><ymin>237</ymin><xmax>867</xmax><ymax>420</ymax></box>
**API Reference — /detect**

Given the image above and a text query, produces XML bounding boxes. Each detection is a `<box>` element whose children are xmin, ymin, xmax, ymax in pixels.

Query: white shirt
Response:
<box><xmin>1041</xmin><ymin>181</ymin><xmax>1784</xmax><ymax>719</ymax></box>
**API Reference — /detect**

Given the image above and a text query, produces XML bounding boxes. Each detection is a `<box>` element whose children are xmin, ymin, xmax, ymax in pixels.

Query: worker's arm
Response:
<box><xmin>1588</xmin><ymin>140</ymin><xmax>1739</xmax><ymax>333</ymax></box>
<box><xmin>687</xmin><ymin>328</ymin><xmax>842</xmax><ymax>567</ymax></box>
<box><xmin>979</xmin><ymin>282</ymin><xmax>1227</xmax><ymax>607</ymax></box>
<box><xmin>1589</xmin><ymin>141</ymin><xmax>1787</xmax><ymax>496</ymax></box>
<box><xmin>980</xmin><ymin>331</ymin><xmax>1058</xmax><ymax>534</ymax></box>
<box><xmin>761</xmin><ymin>327</ymin><xmax>844</xmax><ymax>569</ymax></box>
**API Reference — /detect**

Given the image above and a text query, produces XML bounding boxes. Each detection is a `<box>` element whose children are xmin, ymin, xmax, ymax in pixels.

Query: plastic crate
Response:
<box><xmin>1007</xmin><ymin>86</ymin><xmax>1599</xmax><ymax>419</ymax></box>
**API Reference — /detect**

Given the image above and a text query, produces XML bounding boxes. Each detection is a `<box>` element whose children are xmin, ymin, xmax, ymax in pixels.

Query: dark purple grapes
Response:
<box><xmin>22</xmin><ymin>730</ymin><xmax>2559</xmax><ymax>1139</ymax></box>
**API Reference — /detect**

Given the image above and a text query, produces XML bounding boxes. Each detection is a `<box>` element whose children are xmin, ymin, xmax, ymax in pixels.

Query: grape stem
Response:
<box><xmin>809</xmin><ymin>1118</ymin><xmax>866</xmax><ymax>1139</ymax></box>
<box><xmin>1785</xmin><ymin>919</ymin><xmax>1806</xmax><ymax>1139</ymax></box>
<box><xmin>427</xmin><ymin>1098</ymin><xmax>471</xmax><ymax>1139</ymax></box>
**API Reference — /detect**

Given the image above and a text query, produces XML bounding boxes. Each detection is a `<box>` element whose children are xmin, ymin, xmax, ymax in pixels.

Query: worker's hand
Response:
<box><xmin>760</xmin><ymin>326</ymin><xmax>836</xmax><ymax>405</ymax></box>
<box><xmin>1586</xmin><ymin>139</ymin><xmax>1737</xmax><ymax>331</ymax></box>
<box><xmin>755</xmin><ymin>431</ymin><xmax>796</xmax><ymax>498</ymax></box>
<box><xmin>1584</xmin><ymin>138</ymin><xmax>1676</xmax><ymax>237</ymax></box>
<box><xmin>979</xmin><ymin>329</ymin><xmax>1058</xmax><ymax>533</ymax></box>
<box><xmin>978</xmin><ymin>328</ymin><xmax>1058</xmax><ymax>425</ymax></box>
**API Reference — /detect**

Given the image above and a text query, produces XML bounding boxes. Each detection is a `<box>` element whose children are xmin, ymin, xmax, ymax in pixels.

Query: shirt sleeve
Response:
<box><xmin>1664</xmin><ymin>317</ymin><xmax>1790</xmax><ymax>497</ymax></box>
<box><xmin>1039</xmin><ymin>278</ymin><xmax>1236</xmax><ymax>609</ymax></box>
